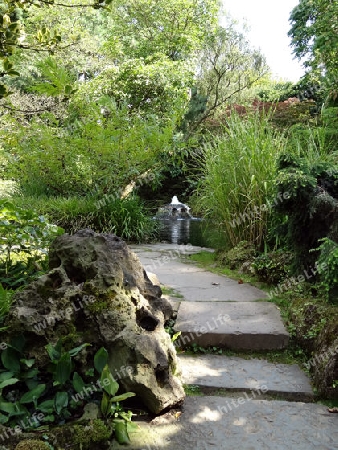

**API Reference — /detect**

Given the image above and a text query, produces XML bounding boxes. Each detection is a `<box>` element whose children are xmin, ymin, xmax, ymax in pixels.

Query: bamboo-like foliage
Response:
<box><xmin>195</xmin><ymin>111</ymin><xmax>286</xmax><ymax>249</ymax></box>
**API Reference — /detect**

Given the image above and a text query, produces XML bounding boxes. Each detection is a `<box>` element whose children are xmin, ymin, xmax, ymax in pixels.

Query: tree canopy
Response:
<box><xmin>0</xmin><ymin>0</ymin><xmax>111</xmax><ymax>96</ymax></box>
<box><xmin>288</xmin><ymin>0</ymin><xmax>338</xmax><ymax>83</ymax></box>
<box><xmin>108</xmin><ymin>0</ymin><xmax>219</xmax><ymax>61</ymax></box>
<box><xmin>0</xmin><ymin>0</ymin><xmax>270</xmax><ymax>203</ymax></box>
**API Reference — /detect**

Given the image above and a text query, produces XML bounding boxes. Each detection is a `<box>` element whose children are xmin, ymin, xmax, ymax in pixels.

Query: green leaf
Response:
<box><xmin>1</xmin><ymin>348</ymin><xmax>20</xmax><ymax>372</ymax></box>
<box><xmin>7</xmin><ymin>70</ymin><xmax>20</xmax><ymax>76</ymax></box>
<box><xmin>68</xmin><ymin>342</ymin><xmax>91</xmax><ymax>357</ymax></box>
<box><xmin>72</xmin><ymin>372</ymin><xmax>85</xmax><ymax>393</ymax></box>
<box><xmin>42</xmin><ymin>414</ymin><xmax>55</xmax><ymax>422</ymax></box>
<box><xmin>172</xmin><ymin>331</ymin><xmax>181</xmax><ymax>342</ymax></box>
<box><xmin>100</xmin><ymin>392</ymin><xmax>110</xmax><ymax>417</ymax></box>
<box><xmin>45</xmin><ymin>339</ymin><xmax>62</xmax><ymax>362</ymax></box>
<box><xmin>114</xmin><ymin>419</ymin><xmax>130</xmax><ymax>445</ymax></box>
<box><xmin>9</xmin><ymin>335</ymin><xmax>25</xmax><ymax>352</ymax></box>
<box><xmin>0</xmin><ymin>401</ymin><xmax>17</xmax><ymax>414</ymax></box>
<box><xmin>20</xmin><ymin>358</ymin><xmax>35</xmax><ymax>368</ymax></box>
<box><xmin>3</xmin><ymin>58</ymin><xmax>11</xmax><ymax>71</ymax></box>
<box><xmin>20</xmin><ymin>383</ymin><xmax>46</xmax><ymax>404</ymax></box>
<box><xmin>0</xmin><ymin>413</ymin><xmax>9</xmax><ymax>424</ymax></box>
<box><xmin>55</xmin><ymin>353</ymin><xmax>72</xmax><ymax>385</ymax></box>
<box><xmin>111</xmin><ymin>392</ymin><xmax>136</xmax><ymax>402</ymax></box>
<box><xmin>7</xmin><ymin>401</ymin><xmax>28</xmax><ymax>417</ymax></box>
<box><xmin>119</xmin><ymin>410</ymin><xmax>134</xmax><ymax>422</ymax></box>
<box><xmin>0</xmin><ymin>378</ymin><xmax>19</xmax><ymax>389</ymax></box>
<box><xmin>25</xmin><ymin>378</ymin><xmax>40</xmax><ymax>391</ymax></box>
<box><xmin>38</xmin><ymin>399</ymin><xmax>54</xmax><ymax>414</ymax></box>
<box><xmin>22</xmin><ymin>368</ymin><xmax>39</xmax><ymax>380</ymax></box>
<box><xmin>54</xmin><ymin>391</ymin><xmax>68</xmax><ymax>415</ymax></box>
<box><xmin>94</xmin><ymin>347</ymin><xmax>108</xmax><ymax>373</ymax></box>
<box><xmin>85</xmin><ymin>368</ymin><xmax>94</xmax><ymax>377</ymax></box>
<box><xmin>101</xmin><ymin>365</ymin><xmax>119</xmax><ymax>397</ymax></box>
<box><xmin>0</xmin><ymin>371</ymin><xmax>14</xmax><ymax>382</ymax></box>
<box><xmin>126</xmin><ymin>420</ymin><xmax>139</xmax><ymax>432</ymax></box>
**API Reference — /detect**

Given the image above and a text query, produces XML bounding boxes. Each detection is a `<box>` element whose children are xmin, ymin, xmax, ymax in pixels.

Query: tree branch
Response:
<box><xmin>188</xmin><ymin>70</ymin><xmax>269</xmax><ymax>134</ymax></box>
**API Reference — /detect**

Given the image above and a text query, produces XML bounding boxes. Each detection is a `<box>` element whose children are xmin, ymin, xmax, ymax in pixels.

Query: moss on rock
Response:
<box><xmin>73</xmin><ymin>419</ymin><xmax>112</xmax><ymax>449</ymax></box>
<box><xmin>288</xmin><ymin>296</ymin><xmax>338</xmax><ymax>399</ymax></box>
<box><xmin>15</xmin><ymin>440</ymin><xmax>51</xmax><ymax>450</ymax></box>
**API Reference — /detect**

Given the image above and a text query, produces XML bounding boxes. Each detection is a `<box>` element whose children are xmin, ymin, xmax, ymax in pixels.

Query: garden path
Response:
<box><xmin>111</xmin><ymin>244</ymin><xmax>338</xmax><ymax>450</ymax></box>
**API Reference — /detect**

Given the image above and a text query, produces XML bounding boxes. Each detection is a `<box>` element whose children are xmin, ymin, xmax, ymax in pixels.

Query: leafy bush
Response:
<box><xmin>272</xmin><ymin>151</ymin><xmax>338</xmax><ymax>272</ymax></box>
<box><xmin>217</xmin><ymin>241</ymin><xmax>256</xmax><ymax>270</ymax></box>
<box><xmin>256</xmin><ymin>80</ymin><xmax>298</xmax><ymax>102</ymax></box>
<box><xmin>194</xmin><ymin>111</ymin><xmax>285</xmax><ymax>249</ymax></box>
<box><xmin>2</xmin><ymin>99</ymin><xmax>168</xmax><ymax>198</ymax></box>
<box><xmin>0</xmin><ymin>200</ymin><xmax>63</xmax><ymax>289</ymax></box>
<box><xmin>253</xmin><ymin>251</ymin><xmax>293</xmax><ymax>284</ymax></box>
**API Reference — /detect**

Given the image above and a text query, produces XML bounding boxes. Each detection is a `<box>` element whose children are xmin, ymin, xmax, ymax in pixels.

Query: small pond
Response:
<box><xmin>154</xmin><ymin>196</ymin><xmax>223</xmax><ymax>248</ymax></box>
<box><xmin>156</xmin><ymin>218</ymin><xmax>218</xmax><ymax>247</ymax></box>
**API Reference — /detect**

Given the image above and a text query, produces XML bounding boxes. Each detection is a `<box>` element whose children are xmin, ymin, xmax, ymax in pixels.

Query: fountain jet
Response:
<box><xmin>157</xmin><ymin>196</ymin><xmax>192</xmax><ymax>219</ymax></box>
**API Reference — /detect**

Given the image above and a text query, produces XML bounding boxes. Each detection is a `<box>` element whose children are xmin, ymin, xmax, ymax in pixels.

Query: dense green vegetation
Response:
<box><xmin>0</xmin><ymin>0</ymin><xmax>268</xmax><ymax>240</ymax></box>
<box><xmin>1</xmin><ymin>0</ymin><xmax>338</xmax><ymax>442</ymax></box>
<box><xmin>0</xmin><ymin>339</ymin><xmax>136</xmax><ymax>445</ymax></box>
<box><xmin>194</xmin><ymin>111</ymin><xmax>286</xmax><ymax>250</ymax></box>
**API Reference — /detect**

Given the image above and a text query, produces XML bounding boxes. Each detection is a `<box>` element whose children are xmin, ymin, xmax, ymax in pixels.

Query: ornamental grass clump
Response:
<box><xmin>195</xmin><ymin>110</ymin><xmax>285</xmax><ymax>249</ymax></box>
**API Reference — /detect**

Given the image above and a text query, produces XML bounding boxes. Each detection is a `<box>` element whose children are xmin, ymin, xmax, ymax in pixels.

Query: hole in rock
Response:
<box><xmin>155</xmin><ymin>367</ymin><xmax>168</xmax><ymax>387</ymax></box>
<box><xmin>136</xmin><ymin>311</ymin><xmax>159</xmax><ymax>331</ymax></box>
<box><xmin>49</xmin><ymin>255</ymin><xmax>61</xmax><ymax>269</ymax></box>
<box><xmin>47</xmin><ymin>271</ymin><xmax>63</xmax><ymax>289</ymax></box>
<box><xmin>64</xmin><ymin>265</ymin><xmax>87</xmax><ymax>284</ymax></box>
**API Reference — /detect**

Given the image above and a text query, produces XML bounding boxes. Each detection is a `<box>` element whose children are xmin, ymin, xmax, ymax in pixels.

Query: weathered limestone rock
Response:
<box><xmin>5</xmin><ymin>229</ymin><xmax>184</xmax><ymax>413</ymax></box>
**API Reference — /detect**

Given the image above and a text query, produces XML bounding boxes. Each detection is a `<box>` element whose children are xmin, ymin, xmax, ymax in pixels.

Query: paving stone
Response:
<box><xmin>174</xmin><ymin>302</ymin><xmax>289</xmax><ymax>350</ymax></box>
<box><xmin>131</xmin><ymin>245</ymin><xmax>267</xmax><ymax>302</ymax></box>
<box><xmin>111</xmin><ymin>396</ymin><xmax>338</xmax><ymax>450</ymax></box>
<box><xmin>178</xmin><ymin>354</ymin><xmax>314</xmax><ymax>401</ymax></box>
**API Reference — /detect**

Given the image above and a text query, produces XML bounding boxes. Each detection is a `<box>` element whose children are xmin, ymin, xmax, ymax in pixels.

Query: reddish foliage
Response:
<box><xmin>203</xmin><ymin>98</ymin><xmax>316</xmax><ymax>131</ymax></box>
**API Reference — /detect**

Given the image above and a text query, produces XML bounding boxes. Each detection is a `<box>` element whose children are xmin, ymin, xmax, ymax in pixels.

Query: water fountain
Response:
<box><xmin>156</xmin><ymin>196</ymin><xmax>204</xmax><ymax>245</ymax></box>
<box><xmin>156</xmin><ymin>195</ymin><xmax>192</xmax><ymax>220</ymax></box>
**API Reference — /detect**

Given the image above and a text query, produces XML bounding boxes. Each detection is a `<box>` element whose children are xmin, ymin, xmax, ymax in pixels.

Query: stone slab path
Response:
<box><xmin>111</xmin><ymin>396</ymin><xmax>338</xmax><ymax>450</ymax></box>
<box><xmin>175</xmin><ymin>301</ymin><xmax>289</xmax><ymax>350</ymax></box>
<box><xmin>131</xmin><ymin>244</ymin><xmax>267</xmax><ymax>302</ymax></box>
<box><xmin>117</xmin><ymin>244</ymin><xmax>338</xmax><ymax>450</ymax></box>
<box><xmin>178</xmin><ymin>354</ymin><xmax>314</xmax><ymax>402</ymax></box>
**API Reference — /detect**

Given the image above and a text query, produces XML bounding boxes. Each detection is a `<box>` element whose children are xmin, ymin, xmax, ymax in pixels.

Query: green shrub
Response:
<box><xmin>217</xmin><ymin>241</ymin><xmax>256</xmax><ymax>270</ymax></box>
<box><xmin>253</xmin><ymin>251</ymin><xmax>293</xmax><ymax>284</ymax></box>
<box><xmin>272</xmin><ymin>152</ymin><xmax>338</xmax><ymax>272</ymax></box>
<box><xmin>0</xmin><ymin>199</ymin><xmax>63</xmax><ymax>289</ymax></box>
<box><xmin>2</xmin><ymin>100</ymin><xmax>166</xmax><ymax>198</ymax></box>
